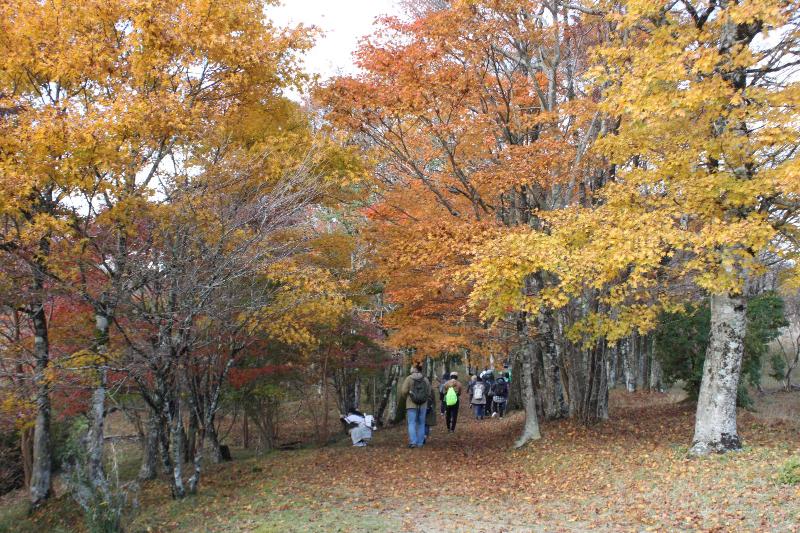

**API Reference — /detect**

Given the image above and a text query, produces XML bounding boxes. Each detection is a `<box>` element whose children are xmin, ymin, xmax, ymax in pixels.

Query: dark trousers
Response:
<box><xmin>445</xmin><ymin>401</ymin><xmax>460</xmax><ymax>431</ymax></box>
<box><xmin>494</xmin><ymin>399</ymin><xmax>506</xmax><ymax>418</ymax></box>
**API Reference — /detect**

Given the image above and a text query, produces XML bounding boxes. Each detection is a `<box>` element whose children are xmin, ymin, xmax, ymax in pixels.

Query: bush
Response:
<box><xmin>654</xmin><ymin>292</ymin><xmax>787</xmax><ymax>406</ymax></box>
<box><xmin>778</xmin><ymin>457</ymin><xmax>800</xmax><ymax>485</ymax></box>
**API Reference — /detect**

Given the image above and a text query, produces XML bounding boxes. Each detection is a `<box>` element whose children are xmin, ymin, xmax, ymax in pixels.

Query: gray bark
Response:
<box><xmin>515</xmin><ymin>318</ymin><xmax>542</xmax><ymax>447</ymax></box>
<box><xmin>86</xmin><ymin>312</ymin><xmax>110</xmax><ymax>499</ymax></box>
<box><xmin>169</xmin><ymin>397</ymin><xmax>186</xmax><ymax>498</ymax></box>
<box><xmin>375</xmin><ymin>364</ymin><xmax>399</xmax><ymax>427</ymax></box>
<box><xmin>690</xmin><ymin>293</ymin><xmax>746</xmax><ymax>455</ymax></box>
<box><xmin>538</xmin><ymin>313</ymin><xmax>567</xmax><ymax>419</ymax></box>
<box><xmin>29</xmin><ymin>274</ymin><xmax>52</xmax><ymax>508</ymax></box>
<box><xmin>621</xmin><ymin>337</ymin><xmax>636</xmax><ymax>393</ymax></box>
<box><xmin>138</xmin><ymin>412</ymin><xmax>160</xmax><ymax>480</ymax></box>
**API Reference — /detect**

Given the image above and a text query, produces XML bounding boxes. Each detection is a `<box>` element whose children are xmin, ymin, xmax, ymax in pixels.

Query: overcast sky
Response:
<box><xmin>269</xmin><ymin>0</ymin><xmax>402</xmax><ymax>79</ymax></box>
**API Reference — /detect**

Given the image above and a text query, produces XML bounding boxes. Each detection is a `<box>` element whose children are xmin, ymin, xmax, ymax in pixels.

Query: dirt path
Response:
<box><xmin>11</xmin><ymin>391</ymin><xmax>800</xmax><ymax>532</ymax></box>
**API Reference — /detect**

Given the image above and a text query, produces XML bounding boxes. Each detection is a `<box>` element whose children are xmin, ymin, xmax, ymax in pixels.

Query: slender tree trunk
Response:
<box><xmin>138</xmin><ymin>412</ymin><xmax>160</xmax><ymax>480</ymax></box>
<box><xmin>353</xmin><ymin>375</ymin><xmax>361</xmax><ymax>411</ymax></box>
<box><xmin>375</xmin><ymin>364</ymin><xmax>399</xmax><ymax>427</ymax></box>
<box><xmin>186</xmin><ymin>409</ymin><xmax>198</xmax><ymax>463</ymax></box>
<box><xmin>29</xmin><ymin>277</ymin><xmax>52</xmax><ymax>508</ymax></box>
<box><xmin>206</xmin><ymin>422</ymin><xmax>223</xmax><ymax>464</ymax></box>
<box><xmin>321</xmin><ymin>346</ymin><xmax>330</xmax><ymax>443</ymax></box>
<box><xmin>515</xmin><ymin>333</ymin><xmax>542</xmax><ymax>447</ymax></box>
<box><xmin>187</xmin><ymin>427</ymin><xmax>204</xmax><ymax>495</ymax></box>
<box><xmin>648</xmin><ymin>336</ymin><xmax>664</xmax><ymax>392</ymax></box>
<box><xmin>606</xmin><ymin>343</ymin><xmax>617</xmax><ymax>389</ymax></box>
<box><xmin>574</xmin><ymin>340</ymin><xmax>609</xmax><ymax>425</ymax></box>
<box><xmin>168</xmin><ymin>395</ymin><xmax>186</xmax><ymax>498</ymax></box>
<box><xmin>636</xmin><ymin>333</ymin><xmax>648</xmax><ymax>391</ymax></box>
<box><xmin>621</xmin><ymin>337</ymin><xmax>636</xmax><ymax>393</ymax></box>
<box><xmin>86</xmin><ymin>310</ymin><xmax>111</xmax><ymax>498</ymax></box>
<box><xmin>690</xmin><ymin>293</ymin><xmax>746</xmax><ymax>456</ymax></box>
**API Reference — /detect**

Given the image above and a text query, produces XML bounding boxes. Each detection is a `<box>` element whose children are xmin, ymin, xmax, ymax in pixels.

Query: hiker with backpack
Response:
<box><xmin>399</xmin><ymin>363</ymin><xmax>431</xmax><ymax>448</ymax></box>
<box><xmin>470</xmin><ymin>375</ymin><xmax>488</xmax><ymax>420</ymax></box>
<box><xmin>438</xmin><ymin>372</ymin><xmax>449</xmax><ymax>415</ymax></box>
<box><xmin>491</xmin><ymin>376</ymin><xmax>509</xmax><ymax>418</ymax></box>
<box><xmin>442</xmin><ymin>372</ymin><xmax>462</xmax><ymax>432</ymax></box>
<box><xmin>481</xmin><ymin>369</ymin><xmax>496</xmax><ymax>417</ymax></box>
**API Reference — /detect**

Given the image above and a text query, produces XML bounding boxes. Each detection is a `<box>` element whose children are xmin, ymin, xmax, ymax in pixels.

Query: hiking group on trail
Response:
<box><xmin>400</xmin><ymin>364</ymin><xmax>511</xmax><ymax>448</ymax></box>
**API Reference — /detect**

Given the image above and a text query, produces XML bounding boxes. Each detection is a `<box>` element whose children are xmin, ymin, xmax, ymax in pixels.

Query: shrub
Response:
<box><xmin>778</xmin><ymin>457</ymin><xmax>800</xmax><ymax>485</ymax></box>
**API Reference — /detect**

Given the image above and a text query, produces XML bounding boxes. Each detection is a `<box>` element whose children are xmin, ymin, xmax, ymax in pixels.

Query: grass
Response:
<box><xmin>2</xmin><ymin>388</ymin><xmax>800</xmax><ymax>532</ymax></box>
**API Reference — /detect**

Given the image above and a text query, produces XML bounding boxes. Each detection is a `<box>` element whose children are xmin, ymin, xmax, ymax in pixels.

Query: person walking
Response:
<box><xmin>482</xmin><ymin>369</ymin><xmax>496</xmax><ymax>417</ymax></box>
<box><xmin>466</xmin><ymin>374</ymin><xmax>477</xmax><ymax>410</ymax></box>
<box><xmin>470</xmin><ymin>375</ymin><xmax>487</xmax><ymax>420</ymax></box>
<box><xmin>443</xmin><ymin>372</ymin><xmax>462</xmax><ymax>432</ymax></box>
<box><xmin>399</xmin><ymin>363</ymin><xmax>431</xmax><ymax>448</ymax></box>
<box><xmin>438</xmin><ymin>372</ymin><xmax>449</xmax><ymax>415</ymax></box>
<box><xmin>491</xmin><ymin>376</ymin><xmax>509</xmax><ymax>418</ymax></box>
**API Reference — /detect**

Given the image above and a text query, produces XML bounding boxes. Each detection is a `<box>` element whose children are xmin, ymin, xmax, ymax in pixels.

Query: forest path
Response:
<box><xmin>184</xmin><ymin>392</ymin><xmax>798</xmax><ymax>532</ymax></box>
<box><xmin>11</xmin><ymin>391</ymin><xmax>800</xmax><ymax>532</ymax></box>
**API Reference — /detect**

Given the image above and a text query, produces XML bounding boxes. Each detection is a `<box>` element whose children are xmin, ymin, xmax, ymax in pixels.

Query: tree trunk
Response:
<box><xmin>168</xmin><ymin>396</ymin><xmax>186</xmax><ymax>498</ymax></box>
<box><xmin>621</xmin><ymin>337</ymin><xmax>636</xmax><ymax>393</ymax></box>
<box><xmin>538</xmin><ymin>313</ymin><xmax>566</xmax><ymax>419</ymax></box>
<box><xmin>515</xmin><ymin>332</ymin><xmax>542</xmax><ymax>447</ymax></box>
<box><xmin>206</xmin><ymin>423</ymin><xmax>223</xmax><ymax>464</ymax></box>
<box><xmin>375</xmin><ymin>364</ymin><xmax>399</xmax><ymax>427</ymax></box>
<box><xmin>29</xmin><ymin>281</ymin><xmax>52</xmax><ymax>508</ymax></box>
<box><xmin>588</xmin><ymin>341</ymin><xmax>609</xmax><ymax>423</ymax></box>
<box><xmin>606</xmin><ymin>343</ymin><xmax>617</xmax><ymax>389</ymax></box>
<box><xmin>20</xmin><ymin>426</ymin><xmax>33</xmax><ymax>489</ymax></box>
<box><xmin>648</xmin><ymin>336</ymin><xmax>664</xmax><ymax>392</ymax></box>
<box><xmin>86</xmin><ymin>311</ymin><xmax>111</xmax><ymax>498</ymax></box>
<box><xmin>186</xmin><ymin>409</ymin><xmax>198</xmax><ymax>463</ymax></box>
<box><xmin>187</xmin><ymin>429</ymin><xmax>204</xmax><ymax>495</ymax></box>
<box><xmin>138</xmin><ymin>412</ymin><xmax>160</xmax><ymax>480</ymax></box>
<box><xmin>690</xmin><ymin>292</ymin><xmax>746</xmax><ymax>456</ymax></box>
<box><xmin>635</xmin><ymin>333</ymin><xmax>648</xmax><ymax>391</ymax></box>
<box><xmin>353</xmin><ymin>375</ymin><xmax>361</xmax><ymax>412</ymax></box>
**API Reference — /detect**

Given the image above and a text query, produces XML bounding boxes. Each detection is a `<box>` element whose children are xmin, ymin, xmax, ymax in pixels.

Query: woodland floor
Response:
<box><xmin>1</xmin><ymin>389</ymin><xmax>799</xmax><ymax>533</ymax></box>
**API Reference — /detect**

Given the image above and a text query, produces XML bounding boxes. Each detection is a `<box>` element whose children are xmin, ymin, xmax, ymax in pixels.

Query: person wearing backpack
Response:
<box><xmin>442</xmin><ymin>372</ymin><xmax>462</xmax><ymax>432</ymax></box>
<box><xmin>491</xmin><ymin>376</ymin><xmax>509</xmax><ymax>418</ymax></box>
<box><xmin>470</xmin><ymin>375</ymin><xmax>487</xmax><ymax>420</ymax></box>
<box><xmin>481</xmin><ymin>369</ymin><xmax>496</xmax><ymax>417</ymax></box>
<box><xmin>399</xmin><ymin>363</ymin><xmax>431</xmax><ymax>448</ymax></box>
<box><xmin>438</xmin><ymin>372</ymin><xmax>449</xmax><ymax>415</ymax></box>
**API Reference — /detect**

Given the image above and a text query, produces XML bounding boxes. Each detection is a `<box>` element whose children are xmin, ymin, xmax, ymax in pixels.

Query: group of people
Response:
<box><xmin>399</xmin><ymin>364</ymin><xmax>511</xmax><ymax>448</ymax></box>
<box><xmin>465</xmin><ymin>369</ymin><xmax>510</xmax><ymax>421</ymax></box>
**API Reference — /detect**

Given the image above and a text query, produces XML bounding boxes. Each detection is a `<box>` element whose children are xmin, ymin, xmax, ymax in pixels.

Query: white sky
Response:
<box><xmin>269</xmin><ymin>0</ymin><xmax>402</xmax><ymax>79</ymax></box>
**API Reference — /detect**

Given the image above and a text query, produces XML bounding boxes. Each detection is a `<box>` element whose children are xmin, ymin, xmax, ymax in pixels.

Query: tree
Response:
<box><xmin>0</xmin><ymin>0</ymin><xmax>317</xmax><ymax>505</ymax></box>
<box><xmin>321</xmin><ymin>0</ymin><xmax>610</xmax><ymax>445</ymax></box>
<box><xmin>467</xmin><ymin>0</ymin><xmax>800</xmax><ymax>454</ymax></box>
